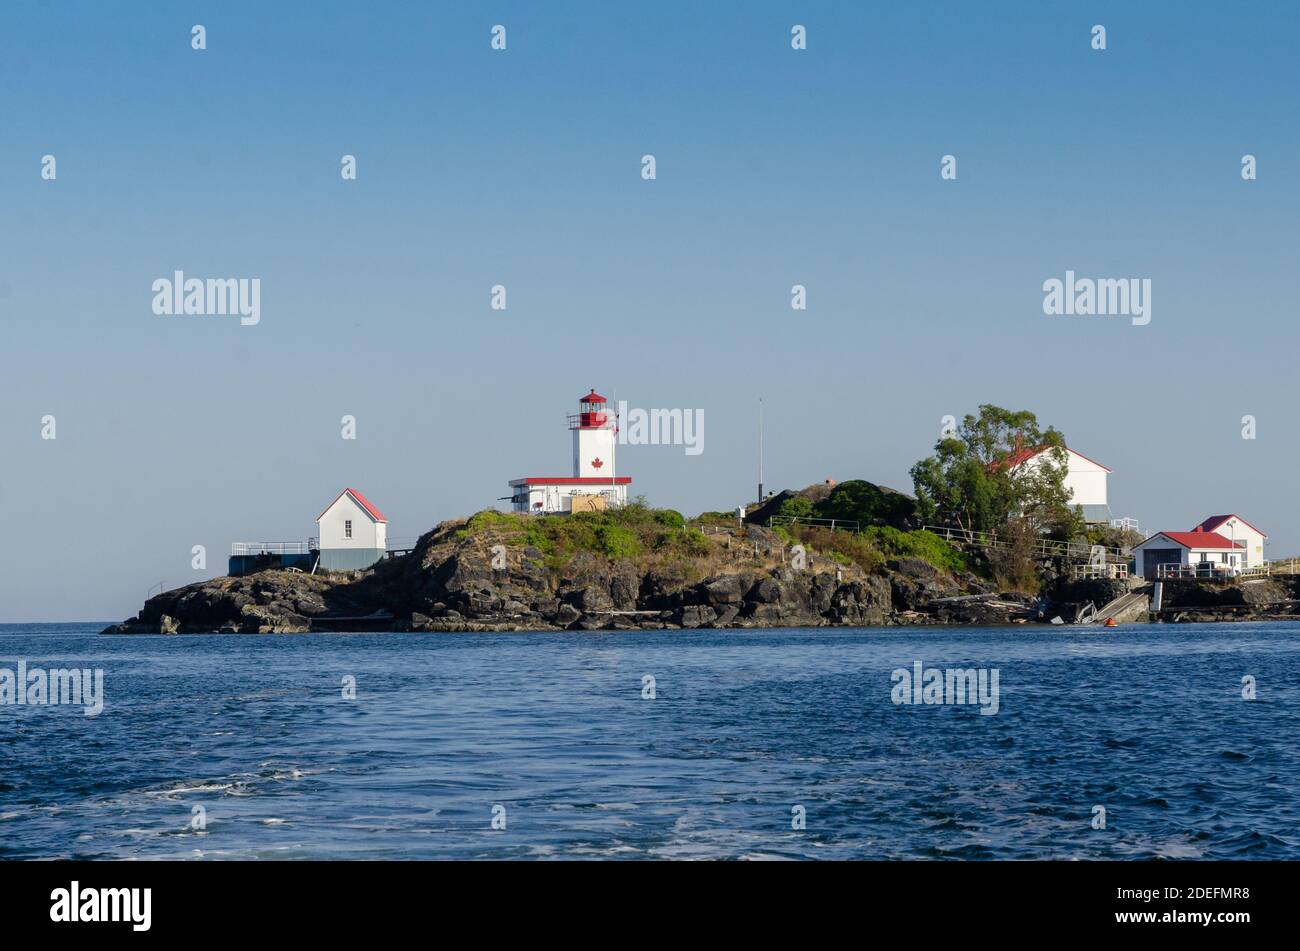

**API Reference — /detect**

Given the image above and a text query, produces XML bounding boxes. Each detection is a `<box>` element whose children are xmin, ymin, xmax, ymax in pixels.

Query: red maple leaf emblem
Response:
<box><xmin>591</xmin><ymin>457</ymin><xmax>604</xmax><ymax>469</ymax></box>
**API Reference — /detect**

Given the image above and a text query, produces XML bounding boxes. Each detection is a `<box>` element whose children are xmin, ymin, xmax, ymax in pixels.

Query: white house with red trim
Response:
<box><xmin>1132</xmin><ymin>515</ymin><xmax>1268</xmax><ymax>579</ymax></box>
<box><xmin>508</xmin><ymin>390</ymin><xmax>631</xmax><ymax>514</ymax></box>
<box><xmin>1189</xmin><ymin>515</ymin><xmax>1267</xmax><ymax>567</ymax></box>
<box><xmin>1001</xmin><ymin>445</ymin><xmax>1113</xmax><ymax>524</ymax></box>
<box><xmin>316</xmin><ymin>487</ymin><xmax>388</xmax><ymax>570</ymax></box>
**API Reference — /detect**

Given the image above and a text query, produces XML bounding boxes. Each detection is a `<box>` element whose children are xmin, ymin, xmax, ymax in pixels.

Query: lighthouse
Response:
<box><xmin>571</xmin><ymin>389</ymin><xmax>615</xmax><ymax>477</ymax></box>
<box><xmin>507</xmin><ymin>389</ymin><xmax>632</xmax><ymax>514</ymax></box>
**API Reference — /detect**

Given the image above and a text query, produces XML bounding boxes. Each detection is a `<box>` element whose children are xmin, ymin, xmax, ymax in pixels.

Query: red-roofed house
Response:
<box><xmin>316</xmin><ymin>487</ymin><xmax>389</xmax><ymax>570</ymax></box>
<box><xmin>997</xmin><ymin>445</ymin><xmax>1113</xmax><ymax>524</ymax></box>
<box><xmin>1132</xmin><ymin>528</ymin><xmax>1254</xmax><ymax>579</ymax></box>
<box><xmin>1189</xmin><ymin>514</ymin><xmax>1267</xmax><ymax>568</ymax></box>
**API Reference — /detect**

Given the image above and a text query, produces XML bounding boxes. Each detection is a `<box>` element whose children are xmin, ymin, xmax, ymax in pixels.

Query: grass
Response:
<box><xmin>460</xmin><ymin>504</ymin><xmax>965</xmax><ymax>582</ymax></box>
<box><xmin>861</xmin><ymin>526</ymin><xmax>968</xmax><ymax>573</ymax></box>
<box><xmin>461</xmin><ymin>502</ymin><xmax>709</xmax><ymax>573</ymax></box>
<box><xmin>789</xmin><ymin>524</ymin><xmax>966</xmax><ymax>575</ymax></box>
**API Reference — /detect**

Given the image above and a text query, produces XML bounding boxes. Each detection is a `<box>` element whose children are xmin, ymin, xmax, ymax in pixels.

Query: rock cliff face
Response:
<box><xmin>102</xmin><ymin>516</ymin><xmax>1031</xmax><ymax>635</ymax></box>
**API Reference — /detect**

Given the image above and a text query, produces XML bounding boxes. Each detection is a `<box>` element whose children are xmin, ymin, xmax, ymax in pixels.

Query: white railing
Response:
<box><xmin>1156</xmin><ymin>563</ymin><xmax>1245</xmax><ymax>580</ymax></box>
<box><xmin>231</xmin><ymin>541</ymin><xmax>312</xmax><ymax>556</ymax></box>
<box><xmin>1153</xmin><ymin>559</ymin><xmax>1300</xmax><ymax>580</ymax></box>
<box><xmin>1072</xmin><ymin>563</ymin><xmax>1129</xmax><ymax>580</ymax></box>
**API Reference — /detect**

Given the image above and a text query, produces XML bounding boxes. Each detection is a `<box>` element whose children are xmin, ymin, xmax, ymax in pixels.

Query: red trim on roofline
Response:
<box><xmin>991</xmin><ymin>446</ymin><xmax>1112</xmax><ymax>473</ymax></box>
<box><xmin>1062</xmin><ymin>447</ymin><xmax>1113</xmax><ymax>472</ymax></box>
<box><xmin>316</xmin><ymin>487</ymin><xmax>388</xmax><ymax>523</ymax></box>
<box><xmin>509</xmin><ymin>477</ymin><xmax>633</xmax><ymax>486</ymax></box>
<box><xmin>1191</xmin><ymin>514</ymin><xmax>1267</xmax><ymax>538</ymax></box>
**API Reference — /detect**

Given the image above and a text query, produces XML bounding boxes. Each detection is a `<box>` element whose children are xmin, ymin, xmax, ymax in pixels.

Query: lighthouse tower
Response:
<box><xmin>506</xmin><ymin>388</ymin><xmax>632</xmax><ymax>514</ymax></box>
<box><xmin>570</xmin><ymin>389</ymin><xmax>615</xmax><ymax>477</ymax></box>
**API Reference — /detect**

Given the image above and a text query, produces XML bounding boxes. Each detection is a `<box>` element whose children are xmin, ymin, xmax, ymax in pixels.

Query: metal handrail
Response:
<box><xmin>924</xmin><ymin>524</ymin><xmax>1126</xmax><ymax>563</ymax></box>
<box><xmin>231</xmin><ymin>541</ymin><xmax>312</xmax><ymax>555</ymax></box>
<box><xmin>768</xmin><ymin>515</ymin><xmax>862</xmax><ymax>532</ymax></box>
<box><xmin>1156</xmin><ymin>562</ymin><xmax>1247</xmax><ymax>580</ymax></box>
<box><xmin>1072</xmin><ymin>563</ymin><xmax>1129</xmax><ymax>580</ymax></box>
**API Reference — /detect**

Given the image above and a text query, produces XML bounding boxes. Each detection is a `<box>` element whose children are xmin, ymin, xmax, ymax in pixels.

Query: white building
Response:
<box><xmin>1189</xmin><ymin>514</ymin><xmax>1267</xmax><ymax>568</ymax></box>
<box><xmin>1004</xmin><ymin>445</ymin><xmax>1112</xmax><ymax>524</ymax></box>
<box><xmin>508</xmin><ymin>389</ymin><xmax>631</xmax><ymax>514</ymax></box>
<box><xmin>316</xmin><ymin>487</ymin><xmax>388</xmax><ymax>570</ymax></box>
<box><xmin>1132</xmin><ymin>530</ymin><xmax>1242</xmax><ymax>579</ymax></box>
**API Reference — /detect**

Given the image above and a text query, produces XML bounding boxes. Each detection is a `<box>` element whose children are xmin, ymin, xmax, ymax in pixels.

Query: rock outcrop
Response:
<box><xmin>102</xmin><ymin>515</ymin><xmax>1040</xmax><ymax>635</ymax></box>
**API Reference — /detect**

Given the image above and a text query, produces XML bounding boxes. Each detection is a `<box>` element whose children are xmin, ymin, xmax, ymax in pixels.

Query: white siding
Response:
<box><xmin>317</xmin><ymin>493</ymin><xmax>386</xmax><ymax>550</ymax></box>
<box><xmin>1202</xmin><ymin>517</ymin><xmax>1265</xmax><ymax>568</ymax></box>
<box><xmin>1016</xmin><ymin>448</ymin><xmax>1108</xmax><ymax>507</ymax></box>
<box><xmin>511</xmin><ymin>483</ymin><xmax>629</xmax><ymax>514</ymax></box>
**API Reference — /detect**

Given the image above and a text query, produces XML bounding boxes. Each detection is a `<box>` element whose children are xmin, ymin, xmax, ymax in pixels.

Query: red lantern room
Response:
<box><xmin>569</xmin><ymin>389</ymin><xmax>609</xmax><ymax>429</ymax></box>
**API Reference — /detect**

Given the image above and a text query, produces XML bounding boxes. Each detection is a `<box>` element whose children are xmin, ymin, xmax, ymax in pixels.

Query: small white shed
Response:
<box><xmin>316</xmin><ymin>488</ymin><xmax>388</xmax><ymax>570</ymax></box>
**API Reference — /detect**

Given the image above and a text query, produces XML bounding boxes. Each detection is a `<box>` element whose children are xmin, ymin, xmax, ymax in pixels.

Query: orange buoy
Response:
<box><xmin>1104</xmin><ymin>617</ymin><xmax>1118</xmax><ymax>628</ymax></box>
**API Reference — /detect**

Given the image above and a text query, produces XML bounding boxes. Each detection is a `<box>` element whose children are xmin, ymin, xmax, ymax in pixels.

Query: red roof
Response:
<box><xmin>316</xmin><ymin>487</ymin><xmax>388</xmax><ymax>523</ymax></box>
<box><xmin>995</xmin><ymin>445</ymin><xmax>1111</xmax><ymax>472</ymax></box>
<box><xmin>580</xmin><ymin>390</ymin><xmax>608</xmax><ymax>404</ymax></box>
<box><xmin>1191</xmin><ymin>514</ymin><xmax>1266</xmax><ymax>538</ymax></box>
<box><xmin>1152</xmin><ymin>531</ymin><xmax>1241</xmax><ymax>550</ymax></box>
<box><xmin>510</xmin><ymin>477</ymin><xmax>632</xmax><ymax>486</ymax></box>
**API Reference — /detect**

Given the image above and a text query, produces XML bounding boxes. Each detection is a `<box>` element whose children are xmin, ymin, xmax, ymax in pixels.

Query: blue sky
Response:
<box><xmin>2</xmin><ymin>1</ymin><xmax>1299</xmax><ymax>620</ymax></box>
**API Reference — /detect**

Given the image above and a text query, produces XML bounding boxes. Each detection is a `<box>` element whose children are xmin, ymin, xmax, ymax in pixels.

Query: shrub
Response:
<box><xmin>776</xmin><ymin>496</ymin><xmax>815</xmax><ymax>519</ymax></box>
<box><xmin>652</xmin><ymin>509</ymin><xmax>686</xmax><ymax>530</ymax></box>
<box><xmin>861</xmin><ymin>526</ymin><xmax>967</xmax><ymax>573</ymax></box>
<box><xmin>813</xmin><ymin>480</ymin><xmax>916</xmax><ymax>528</ymax></box>
<box><xmin>793</xmin><ymin>525</ymin><xmax>883</xmax><ymax>573</ymax></box>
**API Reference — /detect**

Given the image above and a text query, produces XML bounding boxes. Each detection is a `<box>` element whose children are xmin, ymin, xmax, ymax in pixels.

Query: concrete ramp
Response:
<box><xmin>1088</xmin><ymin>590</ymin><xmax>1149</xmax><ymax>625</ymax></box>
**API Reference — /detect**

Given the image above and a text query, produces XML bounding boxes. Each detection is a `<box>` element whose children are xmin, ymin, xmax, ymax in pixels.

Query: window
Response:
<box><xmin>345</xmin><ymin>519</ymin><xmax>352</xmax><ymax>539</ymax></box>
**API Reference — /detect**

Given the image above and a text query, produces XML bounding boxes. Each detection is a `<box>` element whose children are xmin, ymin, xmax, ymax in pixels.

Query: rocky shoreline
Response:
<box><xmin>100</xmin><ymin>517</ymin><xmax>1300</xmax><ymax>635</ymax></box>
<box><xmin>102</xmin><ymin>517</ymin><xmax>1040</xmax><ymax>635</ymax></box>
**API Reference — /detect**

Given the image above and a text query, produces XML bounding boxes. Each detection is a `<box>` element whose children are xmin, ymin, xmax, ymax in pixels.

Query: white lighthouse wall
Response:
<box><xmin>573</xmin><ymin>426</ymin><xmax>617</xmax><ymax>477</ymax></box>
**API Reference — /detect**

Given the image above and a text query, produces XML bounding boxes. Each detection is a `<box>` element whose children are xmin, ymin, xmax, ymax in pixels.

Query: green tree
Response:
<box><xmin>814</xmin><ymin>480</ymin><xmax>916</xmax><ymax>529</ymax></box>
<box><xmin>776</xmin><ymin>495</ymin><xmax>815</xmax><ymax>519</ymax></box>
<box><xmin>909</xmin><ymin>405</ymin><xmax>1081</xmax><ymax>537</ymax></box>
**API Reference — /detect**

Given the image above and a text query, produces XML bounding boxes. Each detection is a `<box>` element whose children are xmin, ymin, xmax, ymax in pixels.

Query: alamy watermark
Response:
<box><xmin>152</xmin><ymin>270</ymin><xmax>260</xmax><ymax>326</ymax></box>
<box><xmin>1042</xmin><ymin>270</ymin><xmax>1150</xmax><ymax>326</ymax></box>
<box><xmin>891</xmin><ymin>660</ymin><xmax>999</xmax><ymax>715</ymax></box>
<box><xmin>1</xmin><ymin>661</ymin><xmax>104</xmax><ymax>716</ymax></box>
<box><xmin>50</xmin><ymin>882</ymin><xmax>150</xmax><ymax>931</ymax></box>
<box><xmin>614</xmin><ymin>401</ymin><xmax>703</xmax><ymax>456</ymax></box>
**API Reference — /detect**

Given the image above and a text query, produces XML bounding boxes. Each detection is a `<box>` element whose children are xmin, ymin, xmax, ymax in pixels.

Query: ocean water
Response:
<box><xmin>1</xmin><ymin>621</ymin><xmax>1297</xmax><ymax>860</ymax></box>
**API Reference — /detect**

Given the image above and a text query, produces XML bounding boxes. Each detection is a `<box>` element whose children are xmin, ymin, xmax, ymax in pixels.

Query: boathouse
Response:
<box><xmin>1132</xmin><ymin>531</ymin><xmax>1246</xmax><ymax>579</ymax></box>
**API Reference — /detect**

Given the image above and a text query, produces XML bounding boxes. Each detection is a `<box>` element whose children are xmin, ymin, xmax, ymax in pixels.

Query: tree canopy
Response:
<box><xmin>909</xmin><ymin>405</ymin><xmax>1081</xmax><ymax>537</ymax></box>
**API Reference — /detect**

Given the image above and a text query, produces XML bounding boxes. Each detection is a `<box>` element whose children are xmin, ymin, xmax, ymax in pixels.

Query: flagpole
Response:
<box><xmin>611</xmin><ymin>391</ymin><xmax>617</xmax><ymax>508</ymax></box>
